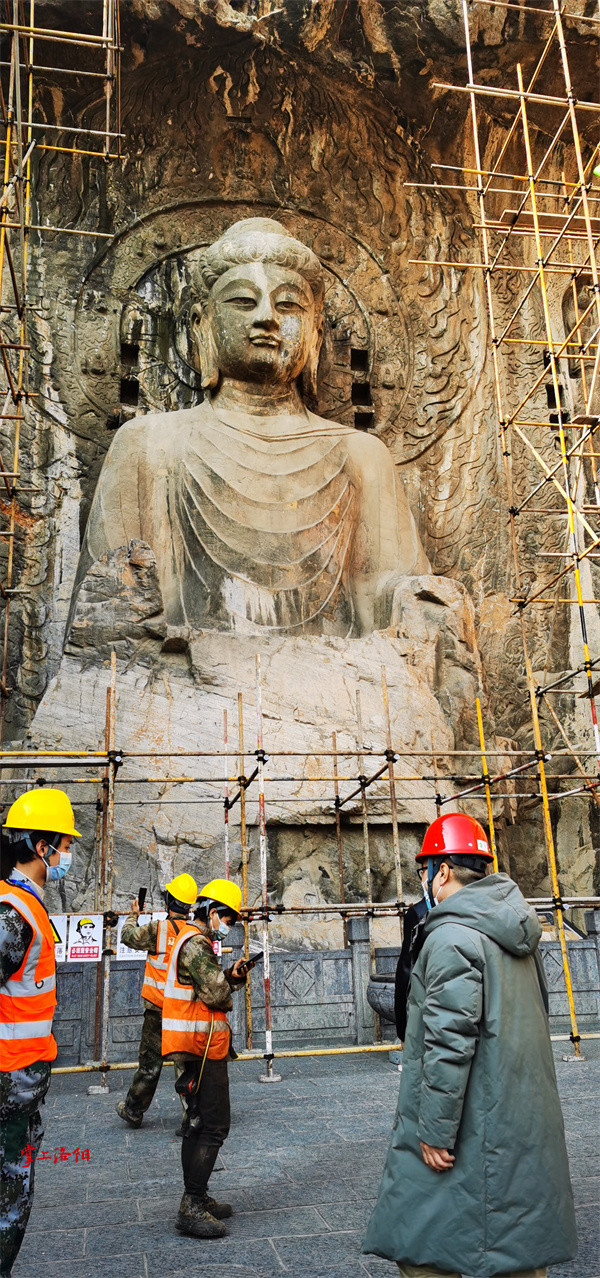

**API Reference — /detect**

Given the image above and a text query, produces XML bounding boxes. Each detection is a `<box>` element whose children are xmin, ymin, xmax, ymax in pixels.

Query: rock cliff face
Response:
<box><xmin>5</xmin><ymin>1</ymin><xmax>600</xmax><ymax>914</ymax></box>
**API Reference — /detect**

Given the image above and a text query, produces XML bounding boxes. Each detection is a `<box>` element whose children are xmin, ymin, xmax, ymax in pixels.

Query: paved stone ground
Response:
<box><xmin>13</xmin><ymin>1043</ymin><xmax>599</xmax><ymax>1278</ymax></box>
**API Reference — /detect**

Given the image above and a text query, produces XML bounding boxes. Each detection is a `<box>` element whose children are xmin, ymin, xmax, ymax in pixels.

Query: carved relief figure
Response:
<box><xmin>76</xmin><ymin>218</ymin><xmax>428</xmax><ymax>636</ymax></box>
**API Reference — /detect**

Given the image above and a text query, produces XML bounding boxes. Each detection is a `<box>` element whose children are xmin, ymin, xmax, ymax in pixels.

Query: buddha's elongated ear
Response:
<box><xmin>301</xmin><ymin>315</ymin><xmax>324</xmax><ymax>405</ymax></box>
<box><xmin>190</xmin><ymin>303</ymin><xmax>220</xmax><ymax>391</ymax></box>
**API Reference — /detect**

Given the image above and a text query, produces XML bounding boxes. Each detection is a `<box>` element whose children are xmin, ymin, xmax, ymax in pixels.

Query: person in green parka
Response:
<box><xmin>363</xmin><ymin>811</ymin><xmax>577</xmax><ymax>1278</ymax></box>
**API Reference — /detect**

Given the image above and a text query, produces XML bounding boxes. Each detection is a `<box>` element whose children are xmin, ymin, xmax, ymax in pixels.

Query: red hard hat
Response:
<box><xmin>415</xmin><ymin>812</ymin><xmax>493</xmax><ymax>862</ymax></box>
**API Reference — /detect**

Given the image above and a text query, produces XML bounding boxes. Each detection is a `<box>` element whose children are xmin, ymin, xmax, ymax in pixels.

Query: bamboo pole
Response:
<box><xmin>475</xmin><ymin>698</ymin><xmax>498</xmax><ymax>871</ymax></box>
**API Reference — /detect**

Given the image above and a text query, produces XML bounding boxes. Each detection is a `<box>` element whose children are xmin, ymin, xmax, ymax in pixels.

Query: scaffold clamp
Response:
<box><xmin>108</xmin><ymin>748</ymin><xmax>123</xmax><ymax>773</ymax></box>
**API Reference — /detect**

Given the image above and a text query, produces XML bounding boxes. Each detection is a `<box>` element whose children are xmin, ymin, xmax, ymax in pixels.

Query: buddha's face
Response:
<box><xmin>203</xmin><ymin>261</ymin><xmax>318</xmax><ymax>386</ymax></box>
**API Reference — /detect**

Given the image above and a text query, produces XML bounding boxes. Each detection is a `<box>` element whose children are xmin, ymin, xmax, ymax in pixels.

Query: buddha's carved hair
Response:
<box><xmin>195</xmin><ymin>217</ymin><xmax>325</xmax><ymax>309</ymax></box>
<box><xmin>192</xmin><ymin>217</ymin><xmax>325</xmax><ymax>399</ymax></box>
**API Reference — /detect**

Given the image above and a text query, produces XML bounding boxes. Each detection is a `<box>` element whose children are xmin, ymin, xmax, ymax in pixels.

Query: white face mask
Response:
<box><xmin>44</xmin><ymin>847</ymin><xmax>72</xmax><ymax>882</ymax></box>
<box><xmin>421</xmin><ymin>874</ymin><xmax>443</xmax><ymax>909</ymax></box>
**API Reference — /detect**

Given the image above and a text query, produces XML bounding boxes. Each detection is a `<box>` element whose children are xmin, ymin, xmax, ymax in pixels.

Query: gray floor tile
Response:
<box><xmin>26</xmin><ymin>1197</ymin><xmax>141</xmax><ymax>1230</ymax></box>
<box><xmin>317</xmin><ymin>1200</ymin><xmax>377</xmax><ymax>1232</ymax></box>
<box><xmin>243</xmin><ymin>1178</ymin><xmax>360</xmax><ymax>1210</ymax></box>
<box><xmin>227</xmin><ymin>1205</ymin><xmax>328</xmax><ymax>1239</ymax></box>
<box><xmin>145</xmin><ymin>1237</ymin><xmax>285</xmax><ymax>1276</ymax></box>
<box><xmin>14</xmin><ymin>1256</ymin><xmax>145</xmax><ymax>1278</ymax></box>
<box><xmin>272</xmin><ymin>1229</ymin><xmax>364</xmax><ymax>1269</ymax></box>
<box><xmin>15</xmin><ymin>1228</ymin><xmax>85</xmax><ymax>1264</ymax></box>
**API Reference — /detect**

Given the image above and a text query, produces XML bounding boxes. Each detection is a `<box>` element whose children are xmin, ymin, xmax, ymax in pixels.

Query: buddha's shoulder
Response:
<box><xmin>105</xmin><ymin>403</ymin><xmax>212</xmax><ymax>462</ymax></box>
<box><xmin>307</xmin><ymin>412</ymin><xmax>393</xmax><ymax>468</ymax></box>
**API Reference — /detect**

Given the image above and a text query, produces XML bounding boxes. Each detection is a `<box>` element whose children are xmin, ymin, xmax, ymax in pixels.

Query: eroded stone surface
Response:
<box><xmin>34</xmin><ymin>541</ymin><xmax>490</xmax><ymax>936</ymax></box>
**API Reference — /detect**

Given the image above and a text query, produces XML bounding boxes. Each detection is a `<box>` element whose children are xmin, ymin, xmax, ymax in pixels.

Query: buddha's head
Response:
<box><xmin>190</xmin><ymin>218</ymin><xmax>325</xmax><ymax>401</ymax></box>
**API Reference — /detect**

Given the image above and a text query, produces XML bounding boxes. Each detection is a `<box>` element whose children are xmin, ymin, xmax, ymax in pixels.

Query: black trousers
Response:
<box><xmin>181</xmin><ymin>1057</ymin><xmax>230</xmax><ymax>1194</ymax></box>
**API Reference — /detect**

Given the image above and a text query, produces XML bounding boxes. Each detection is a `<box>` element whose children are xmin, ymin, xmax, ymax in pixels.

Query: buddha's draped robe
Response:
<box><xmin>78</xmin><ymin>402</ymin><xmax>366</xmax><ymax>636</ymax></box>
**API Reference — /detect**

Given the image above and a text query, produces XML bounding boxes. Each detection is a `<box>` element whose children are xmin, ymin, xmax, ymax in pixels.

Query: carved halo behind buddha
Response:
<box><xmin>74</xmin><ymin>218</ymin><xmax>428</xmax><ymax>638</ymax></box>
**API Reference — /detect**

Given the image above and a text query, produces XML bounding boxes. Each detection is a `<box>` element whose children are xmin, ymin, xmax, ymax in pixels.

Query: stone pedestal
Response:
<box><xmin>347</xmin><ymin>915</ymin><xmax>377</xmax><ymax>1044</ymax></box>
<box><xmin>29</xmin><ymin>544</ymin><xmax>498</xmax><ymax>943</ymax></box>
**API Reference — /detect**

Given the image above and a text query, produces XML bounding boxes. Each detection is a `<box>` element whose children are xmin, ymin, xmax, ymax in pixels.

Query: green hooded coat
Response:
<box><xmin>363</xmin><ymin>874</ymin><xmax>577</xmax><ymax>1276</ymax></box>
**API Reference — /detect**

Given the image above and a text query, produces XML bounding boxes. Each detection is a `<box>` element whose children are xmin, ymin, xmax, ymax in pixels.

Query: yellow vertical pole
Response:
<box><xmin>475</xmin><ymin>697</ymin><xmax>498</xmax><ymax>872</ymax></box>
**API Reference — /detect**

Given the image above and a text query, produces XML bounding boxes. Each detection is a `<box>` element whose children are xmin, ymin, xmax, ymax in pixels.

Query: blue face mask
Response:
<box><xmin>44</xmin><ymin>846</ymin><xmax>72</xmax><ymax>882</ymax></box>
<box><xmin>216</xmin><ymin>920</ymin><xmax>230</xmax><ymax>940</ymax></box>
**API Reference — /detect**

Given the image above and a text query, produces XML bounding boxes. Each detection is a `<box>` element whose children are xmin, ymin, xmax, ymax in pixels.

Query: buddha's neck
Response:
<box><xmin>211</xmin><ymin>379</ymin><xmax>306</xmax><ymax>418</ymax></box>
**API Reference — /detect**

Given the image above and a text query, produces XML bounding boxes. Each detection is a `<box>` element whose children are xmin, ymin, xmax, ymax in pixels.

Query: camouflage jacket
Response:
<box><xmin>0</xmin><ymin>873</ymin><xmax>43</xmax><ymax>986</ymax></box>
<box><xmin>122</xmin><ymin>911</ymin><xmax>244</xmax><ymax>1011</ymax></box>
<box><xmin>0</xmin><ymin>903</ymin><xmax>32</xmax><ymax>986</ymax></box>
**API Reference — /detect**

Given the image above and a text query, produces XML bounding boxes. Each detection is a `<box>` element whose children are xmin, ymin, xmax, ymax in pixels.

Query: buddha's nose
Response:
<box><xmin>252</xmin><ymin>295</ymin><xmax>278</xmax><ymax>328</ymax></box>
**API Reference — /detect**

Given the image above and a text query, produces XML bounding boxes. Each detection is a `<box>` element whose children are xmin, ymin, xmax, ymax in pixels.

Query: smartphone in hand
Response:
<box><xmin>238</xmin><ymin>951</ymin><xmax>264</xmax><ymax>976</ymax></box>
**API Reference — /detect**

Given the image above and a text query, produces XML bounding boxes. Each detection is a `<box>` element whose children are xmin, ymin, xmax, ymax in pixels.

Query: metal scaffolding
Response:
<box><xmin>2</xmin><ymin>653</ymin><xmax>599</xmax><ymax>1077</ymax></box>
<box><xmin>407</xmin><ymin>0</ymin><xmax>600</xmax><ymax>1058</ymax></box>
<box><xmin>0</xmin><ymin>0</ymin><xmax>121</xmax><ymax>741</ymax></box>
<box><xmin>1</xmin><ymin>0</ymin><xmax>598</xmax><ymax>1076</ymax></box>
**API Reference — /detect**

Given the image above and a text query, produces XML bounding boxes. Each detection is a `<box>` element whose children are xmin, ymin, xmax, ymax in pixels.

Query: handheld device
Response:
<box><xmin>238</xmin><ymin>951</ymin><xmax>263</xmax><ymax>975</ymax></box>
<box><xmin>138</xmin><ymin>886</ymin><xmax>147</xmax><ymax>912</ymax></box>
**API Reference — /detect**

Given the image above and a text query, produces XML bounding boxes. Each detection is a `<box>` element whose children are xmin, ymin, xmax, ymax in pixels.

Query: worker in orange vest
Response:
<box><xmin>0</xmin><ymin>788</ymin><xmax>80</xmax><ymax>1278</ymax></box>
<box><xmin>162</xmin><ymin>877</ymin><xmax>248</xmax><ymax>1240</ymax></box>
<box><xmin>115</xmin><ymin>872</ymin><xmax>199</xmax><ymax>1132</ymax></box>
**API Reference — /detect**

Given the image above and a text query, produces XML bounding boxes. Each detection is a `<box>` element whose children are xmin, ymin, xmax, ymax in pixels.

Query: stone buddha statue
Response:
<box><xmin>75</xmin><ymin>218</ymin><xmax>428</xmax><ymax>637</ymax></box>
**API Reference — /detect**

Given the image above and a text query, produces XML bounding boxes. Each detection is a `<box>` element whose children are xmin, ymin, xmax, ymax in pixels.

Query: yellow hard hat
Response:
<box><xmin>3</xmin><ymin>788</ymin><xmax>81</xmax><ymax>838</ymax></box>
<box><xmin>197</xmin><ymin>878</ymin><xmax>242</xmax><ymax>917</ymax></box>
<box><xmin>164</xmin><ymin>872</ymin><xmax>198</xmax><ymax>906</ymax></box>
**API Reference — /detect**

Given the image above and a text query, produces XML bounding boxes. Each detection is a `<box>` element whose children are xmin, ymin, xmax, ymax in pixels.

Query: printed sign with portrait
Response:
<box><xmin>67</xmin><ymin>914</ymin><xmax>103</xmax><ymax>963</ymax></box>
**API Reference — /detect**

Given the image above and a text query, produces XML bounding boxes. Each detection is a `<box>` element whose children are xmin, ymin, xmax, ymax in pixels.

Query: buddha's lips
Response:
<box><xmin>249</xmin><ymin>335</ymin><xmax>281</xmax><ymax>347</ymax></box>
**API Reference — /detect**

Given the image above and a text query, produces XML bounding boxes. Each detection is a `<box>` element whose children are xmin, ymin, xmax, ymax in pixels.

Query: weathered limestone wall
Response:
<box><xmin>3</xmin><ymin>1</ymin><xmax>600</xmax><ymax>916</ymax></box>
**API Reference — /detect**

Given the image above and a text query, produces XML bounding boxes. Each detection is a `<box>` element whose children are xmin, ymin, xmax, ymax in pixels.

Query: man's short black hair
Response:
<box><xmin>1</xmin><ymin>826</ymin><xmax>60</xmax><ymax>872</ymax></box>
<box><xmin>431</xmin><ymin>853</ymin><xmax>489</xmax><ymax>884</ymax></box>
<box><xmin>164</xmin><ymin>890</ymin><xmax>190</xmax><ymax>917</ymax></box>
<box><xmin>194</xmin><ymin>899</ymin><xmax>238</xmax><ymax>923</ymax></box>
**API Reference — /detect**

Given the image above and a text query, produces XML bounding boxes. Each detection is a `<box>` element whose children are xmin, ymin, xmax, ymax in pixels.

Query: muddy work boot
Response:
<box><xmin>176</xmin><ymin>1191</ymin><xmax>227</xmax><ymax>1238</ymax></box>
<box><xmin>115</xmin><ymin>1099</ymin><xmax>142</xmax><ymax>1129</ymax></box>
<box><xmin>204</xmin><ymin>1192</ymin><xmax>233</xmax><ymax>1220</ymax></box>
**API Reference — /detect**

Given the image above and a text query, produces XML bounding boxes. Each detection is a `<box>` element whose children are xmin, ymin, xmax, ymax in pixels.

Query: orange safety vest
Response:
<box><xmin>141</xmin><ymin>916</ymin><xmax>192</xmax><ymax>1009</ymax></box>
<box><xmin>161</xmin><ymin>925</ymin><xmax>230</xmax><ymax>1060</ymax></box>
<box><xmin>0</xmin><ymin>879</ymin><xmax>57</xmax><ymax>1070</ymax></box>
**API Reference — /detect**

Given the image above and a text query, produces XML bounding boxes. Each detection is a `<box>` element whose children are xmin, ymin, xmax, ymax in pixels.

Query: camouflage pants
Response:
<box><xmin>0</xmin><ymin>1061</ymin><xmax>51</xmax><ymax>1277</ymax></box>
<box><xmin>124</xmin><ymin>1007</ymin><xmax>184</xmax><ymax>1120</ymax></box>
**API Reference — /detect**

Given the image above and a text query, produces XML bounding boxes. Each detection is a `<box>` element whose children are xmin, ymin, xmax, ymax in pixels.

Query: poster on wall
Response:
<box><xmin>50</xmin><ymin>914</ymin><xmax>68</xmax><ymax>963</ymax></box>
<box><xmin>66</xmin><ymin>914</ymin><xmax>103</xmax><ymax>963</ymax></box>
<box><xmin>116</xmin><ymin>914</ymin><xmax>151</xmax><ymax>960</ymax></box>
